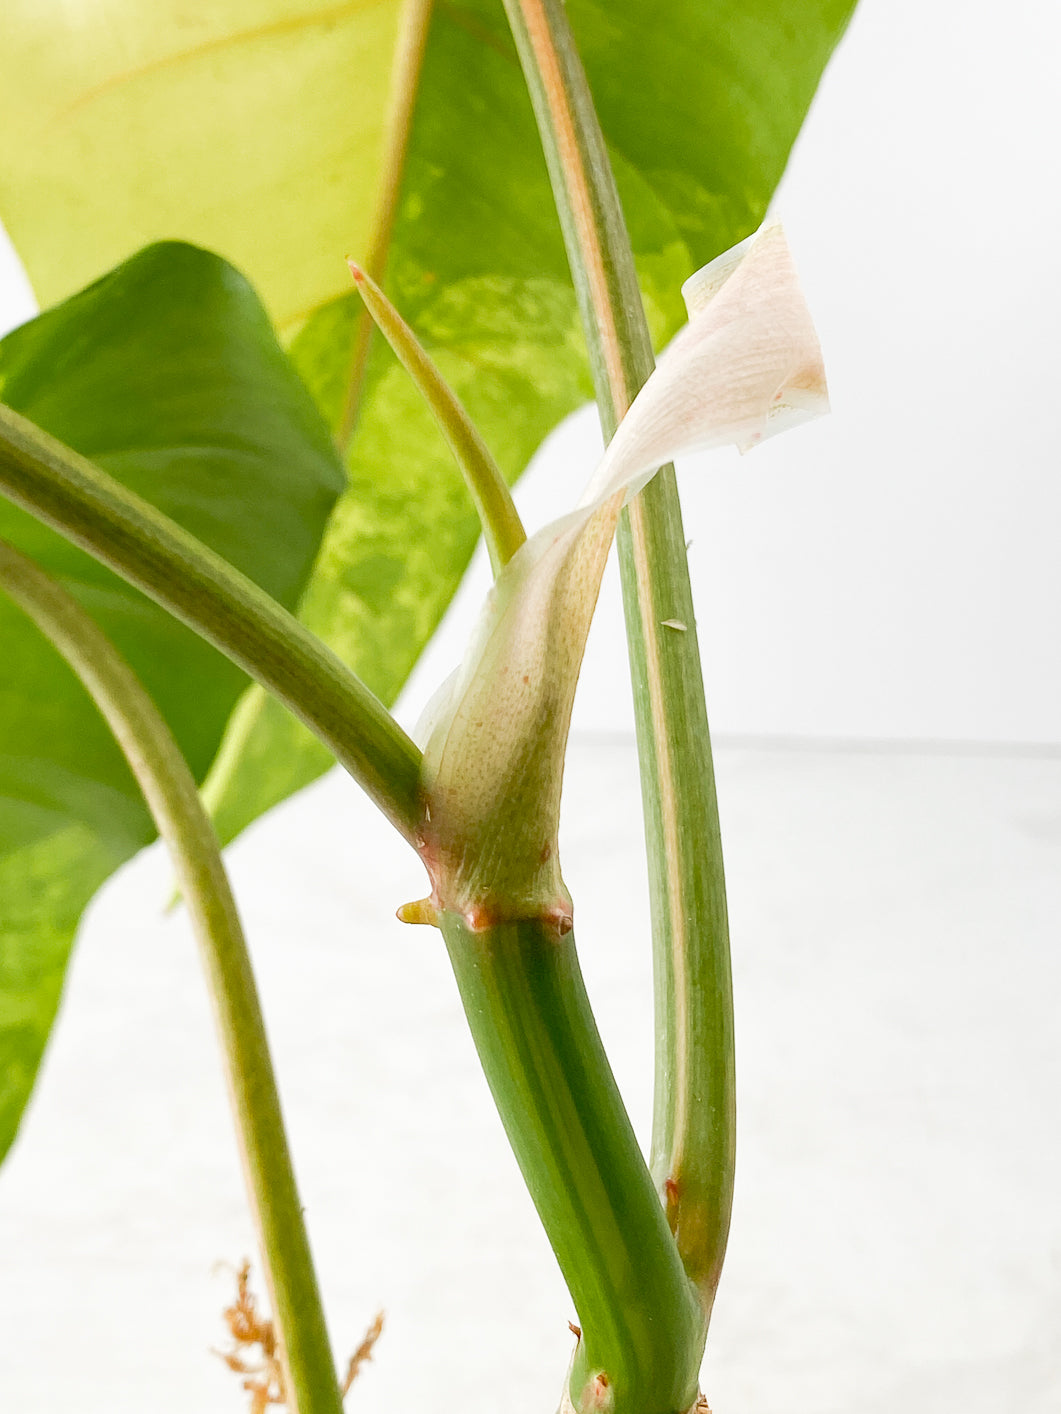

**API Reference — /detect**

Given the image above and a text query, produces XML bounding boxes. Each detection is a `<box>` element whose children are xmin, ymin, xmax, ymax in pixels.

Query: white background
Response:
<box><xmin>2</xmin><ymin>1</ymin><xmax>1060</xmax><ymax>1411</ymax></box>
<box><xmin>2</xmin><ymin>741</ymin><xmax>1060</xmax><ymax>1413</ymax></box>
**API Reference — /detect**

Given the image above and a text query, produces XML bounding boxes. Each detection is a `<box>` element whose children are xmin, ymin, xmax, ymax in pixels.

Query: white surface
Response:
<box><xmin>2</xmin><ymin>0</ymin><xmax>1060</xmax><ymax>746</ymax></box>
<box><xmin>1</xmin><ymin>738</ymin><xmax>1059</xmax><ymax>1411</ymax></box>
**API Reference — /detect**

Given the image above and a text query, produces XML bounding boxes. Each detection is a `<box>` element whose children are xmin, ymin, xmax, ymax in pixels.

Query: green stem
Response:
<box><xmin>348</xmin><ymin>262</ymin><xmax>525</xmax><ymax>573</ymax></box>
<box><xmin>501</xmin><ymin>0</ymin><xmax>734</xmax><ymax>1307</ymax></box>
<box><xmin>439</xmin><ymin>913</ymin><xmax>702</xmax><ymax>1414</ymax></box>
<box><xmin>0</xmin><ymin>538</ymin><xmax>344</xmax><ymax>1414</ymax></box>
<box><xmin>0</xmin><ymin>400</ymin><xmax>422</xmax><ymax>844</ymax></box>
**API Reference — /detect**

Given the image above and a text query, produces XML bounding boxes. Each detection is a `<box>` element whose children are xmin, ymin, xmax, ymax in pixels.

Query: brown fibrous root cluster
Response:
<box><xmin>215</xmin><ymin>1260</ymin><xmax>384</xmax><ymax>1412</ymax></box>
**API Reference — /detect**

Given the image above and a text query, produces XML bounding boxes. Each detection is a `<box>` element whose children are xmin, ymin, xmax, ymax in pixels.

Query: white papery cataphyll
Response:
<box><xmin>409</xmin><ymin>221</ymin><xmax>829</xmax><ymax>928</ymax></box>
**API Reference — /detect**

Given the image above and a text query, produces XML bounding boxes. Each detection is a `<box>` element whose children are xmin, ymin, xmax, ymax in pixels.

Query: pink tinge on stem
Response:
<box><xmin>418</xmin><ymin>222</ymin><xmax>828</xmax><ymax>922</ymax></box>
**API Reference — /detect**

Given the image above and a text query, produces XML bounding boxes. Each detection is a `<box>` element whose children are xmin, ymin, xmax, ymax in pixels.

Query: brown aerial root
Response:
<box><xmin>341</xmin><ymin>1310</ymin><xmax>385</xmax><ymax>1396</ymax></box>
<box><xmin>214</xmin><ymin>1261</ymin><xmax>285</xmax><ymax>1414</ymax></box>
<box><xmin>214</xmin><ymin>1261</ymin><xmax>385</xmax><ymax>1410</ymax></box>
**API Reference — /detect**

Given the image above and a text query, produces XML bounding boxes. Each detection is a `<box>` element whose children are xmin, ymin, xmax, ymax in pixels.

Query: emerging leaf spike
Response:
<box><xmin>419</xmin><ymin>223</ymin><xmax>828</xmax><ymax>926</ymax></box>
<box><xmin>346</xmin><ymin>260</ymin><xmax>526</xmax><ymax>575</ymax></box>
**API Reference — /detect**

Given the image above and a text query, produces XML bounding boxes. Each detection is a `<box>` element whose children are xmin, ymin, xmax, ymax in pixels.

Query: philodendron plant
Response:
<box><xmin>0</xmin><ymin>2</ymin><xmax>854</xmax><ymax>1411</ymax></box>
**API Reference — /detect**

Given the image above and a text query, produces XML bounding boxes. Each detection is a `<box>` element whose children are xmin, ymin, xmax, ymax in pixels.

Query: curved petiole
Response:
<box><xmin>0</xmin><ymin>400</ymin><xmax>423</xmax><ymax>844</ymax></box>
<box><xmin>0</xmin><ymin>537</ymin><xmax>345</xmax><ymax>1414</ymax></box>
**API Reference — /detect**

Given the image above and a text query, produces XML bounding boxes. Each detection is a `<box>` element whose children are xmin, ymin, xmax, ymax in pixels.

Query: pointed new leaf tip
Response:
<box><xmin>418</xmin><ymin>222</ymin><xmax>828</xmax><ymax>927</ymax></box>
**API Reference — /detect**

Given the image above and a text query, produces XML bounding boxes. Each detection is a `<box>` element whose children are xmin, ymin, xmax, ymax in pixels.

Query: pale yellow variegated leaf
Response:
<box><xmin>0</xmin><ymin>0</ymin><xmax>404</xmax><ymax>336</ymax></box>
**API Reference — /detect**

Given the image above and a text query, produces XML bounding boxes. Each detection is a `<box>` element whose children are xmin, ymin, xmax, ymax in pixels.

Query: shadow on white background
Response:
<box><xmin>1</xmin><ymin>739</ymin><xmax>1059</xmax><ymax>1411</ymax></box>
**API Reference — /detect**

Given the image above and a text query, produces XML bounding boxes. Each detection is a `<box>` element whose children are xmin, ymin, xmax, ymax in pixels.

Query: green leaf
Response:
<box><xmin>0</xmin><ymin>3</ymin><xmax>855</xmax><ymax>847</ymax></box>
<box><xmin>0</xmin><ymin>241</ymin><xmax>345</xmax><ymax>1160</ymax></box>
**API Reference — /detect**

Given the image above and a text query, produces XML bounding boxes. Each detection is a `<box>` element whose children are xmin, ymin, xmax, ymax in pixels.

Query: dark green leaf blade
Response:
<box><xmin>0</xmin><ymin>241</ymin><xmax>345</xmax><ymax>1161</ymax></box>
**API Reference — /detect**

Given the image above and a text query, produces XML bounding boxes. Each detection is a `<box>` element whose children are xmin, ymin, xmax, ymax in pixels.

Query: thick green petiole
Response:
<box><xmin>439</xmin><ymin>912</ymin><xmax>704</xmax><ymax>1414</ymax></box>
<box><xmin>0</xmin><ymin>400</ymin><xmax>423</xmax><ymax>843</ymax></box>
<box><xmin>0</xmin><ymin>539</ymin><xmax>344</xmax><ymax>1414</ymax></box>
<box><xmin>501</xmin><ymin>0</ymin><xmax>735</xmax><ymax>1308</ymax></box>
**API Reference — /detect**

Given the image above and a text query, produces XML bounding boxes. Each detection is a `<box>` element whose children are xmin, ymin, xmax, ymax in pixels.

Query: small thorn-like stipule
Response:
<box><xmin>396</xmin><ymin>897</ymin><xmax>439</xmax><ymax>927</ymax></box>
